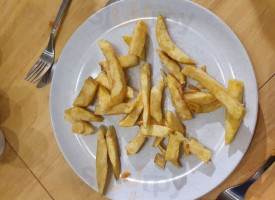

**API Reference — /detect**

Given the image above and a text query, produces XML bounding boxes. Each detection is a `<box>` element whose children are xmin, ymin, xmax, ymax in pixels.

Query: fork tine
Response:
<box><xmin>31</xmin><ymin>63</ymin><xmax>50</xmax><ymax>83</ymax></box>
<box><xmin>28</xmin><ymin>62</ymin><xmax>47</xmax><ymax>82</ymax></box>
<box><xmin>25</xmin><ymin>60</ymin><xmax>43</xmax><ymax>80</ymax></box>
<box><xmin>25</xmin><ymin>63</ymin><xmax>44</xmax><ymax>81</ymax></box>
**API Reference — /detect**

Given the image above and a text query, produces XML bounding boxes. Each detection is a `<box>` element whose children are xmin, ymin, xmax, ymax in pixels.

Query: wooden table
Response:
<box><xmin>0</xmin><ymin>0</ymin><xmax>274</xmax><ymax>199</ymax></box>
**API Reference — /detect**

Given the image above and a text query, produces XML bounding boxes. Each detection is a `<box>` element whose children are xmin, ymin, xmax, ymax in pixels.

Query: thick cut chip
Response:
<box><xmin>95</xmin><ymin>102</ymin><xmax>135</xmax><ymax>115</ymax></box>
<box><xmin>96</xmin><ymin>126</ymin><xmax>108</xmax><ymax>194</ymax></box>
<box><xmin>126</xmin><ymin>132</ymin><xmax>147</xmax><ymax>155</ymax></box>
<box><xmin>123</xmin><ymin>35</ymin><xmax>146</xmax><ymax>61</ymax></box>
<box><xmin>99</xmin><ymin>55</ymin><xmax>139</xmax><ymax>70</ymax></box>
<box><xmin>165</xmin><ymin>110</ymin><xmax>186</xmax><ymax>135</ymax></box>
<box><xmin>200</xmin><ymin>101</ymin><xmax>223</xmax><ymax>113</ymax></box>
<box><xmin>154</xmin><ymin>153</ymin><xmax>166</xmax><ymax>168</ymax></box>
<box><xmin>184</xmin><ymin>92</ymin><xmax>217</xmax><ymax>105</ymax></box>
<box><xmin>188</xmin><ymin>84</ymin><xmax>201</xmax><ymax>91</ymax></box>
<box><xmin>96</xmin><ymin>72</ymin><xmax>134</xmax><ymax>99</ymax></box>
<box><xmin>64</xmin><ymin>113</ymin><xmax>78</xmax><ymax>123</ymax></box>
<box><xmin>225</xmin><ymin>80</ymin><xmax>244</xmax><ymax>144</ymax></box>
<box><xmin>65</xmin><ymin>107</ymin><xmax>103</xmax><ymax>122</ymax></box>
<box><xmin>160</xmin><ymin>69</ymin><xmax>167</xmax><ymax>86</ymax></box>
<box><xmin>182</xmin><ymin>65</ymin><xmax>246</xmax><ymax>120</ymax></box>
<box><xmin>186</xmin><ymin>101</ymin><xmax>201</xmax><ymax>114</ymax></box>
<box><xmin>119</xmin><ymin>92</ymin><xmax>144</xmax><ymax>127</ymax></box>
<box><xmin>129</xmin><ymin>21</ymin><xmax>148</xmax><ymax>58</ymax></box>
<box><xmin>158</xmin><ymin>144</ymin><xmax>180</xmax><ymax>168</ymax></box>
<box><xmin>73</xmin><ymin>77</ymin><xmax>98</xmax><ymax>107</ymax></box>
<box><xmin>152</xmin><ymin>137</ymin><xmax>164</xmax><ymax>147</ymax></box>
<box><xmin>156</xmin><ymin>49</ymin><xmax>185</xmax><ymax>85</ymax></box>
<box><xmin>167</xmin><ymin>74</ymin><xmax>192</xmax><ymax>120</ymax></box>
<box><xmin>140</xmin><ymin>124</ymin><xmax>173</xmax><ymax>137</ymax></box>
<box><xmin>156</xmin><ymin>14</ymin><xmax>195</xmax><ymax>64</ymax></box>
<box><xmin>150</xmin><ymin>80</ymin><xmax>165</xmax><ymax>124</ymax></box>
<box><xmin>140</xmin><ymin>63</ymin><xmax>151</xmax><ymax>128</ymax></box>
<box><xmin>106</xmin><ymin>126</ymin><xmax>121</xmax><ymax>180</ymax></box>
<box><xmin>72</xmin><ymin>121</ymin><xmax>94</xmax><ymax>135</ymax></box>
<box><xmin>98</xmin><ymin>40</ymin><xmax>126</xmax><ymax>107</ymax></box>
<box><xmin>97</xmin><ymin>85</ymin><xmax>111</xmax><ymax>111</ymax></box>
<box><xmin>165</xmin><ymin>131</ymin><xmax>184</xmax><ymax>162</ymax></box>
<box><xmin>187</xmin><ymin>137</ymin><xmax>211</xmax><ymax>163</ymax></box>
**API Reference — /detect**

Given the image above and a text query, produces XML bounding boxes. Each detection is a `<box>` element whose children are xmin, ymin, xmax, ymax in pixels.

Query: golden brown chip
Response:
<box><xmin>65</xmin><ymin>107</ymin><xmax>103</xmax><ymax>122</ymax></box>
<box><xmin>99</xmin><ymin>55</ymin><xmax>139</xmax><ymax>70</ymax></box>
<box><xmin>152</xmin><ymin>137</ymin><xmax>164</xmax><ymax>147</ymax></box>
<box><xmin>140</xmin><ymin>63</ymin><xmax>151</xmax><ymax>128</ymax></box>
<box><xmin>122</xmin><ymin>35</ymin><xmax>146</xmax><ymax>61</ymax></box>
<box><xmin>95</xmin><ymin>102</ymin><xmax>135</xmax><ymax>115</ymax></box>
<box><xmin>156</xmin><ymin>49</ymin><xmax>185</xmax><ymax>85</ymax></box>
<box><xmin>98</xmin><ymin>40</ymin><xmax>126</xmax><ymax>107</ymax></box>
<box><xmin>156</xmin><ymin>14</ymin><xmax>195</xmax><ymax>64</ymax></box>
<box><xmin>225</xmin><ymin>80</ymin><xmax>244</xmax><ymax>144</ymax></box>
<box><xmin>106</xmin><ymin>126</ymin><xmax>121</xmax><ymax>180</ymax></box>
<box><xmin>188</xmin><ymin>84</ymin><xmax>201</xmax><ymax>91</ymax></box>
<box><xmin>73</xmin><ymin>77</ymin><xmax>98</xmax><ymax>107</ymax></box>
<box><xmin>150</xmin><ymin>80</ymin><xmax>165</xmax><ymax>124</ymax></box>
<box><xmin>72</xmin><ymin>121</ymin><xmax>94</xmax><ymax>135</ymax></box>
<box><xmin>154</xmin><ymin>153</ymin><xmax>166</xmax><ymax>168</ymax></box>
<box><xmin>187</xmin><ymin>137</ymin><xmax>211</xmax><ymax>163</ymax></box>
<box><xmin>165</xmin><ymin>110</ymin><xmax>186</xmax><ymax>136</ymax></box>
<box><xmin>129</xmin><ymin>21</ymin><xmax>148</xmax><ymax>58</ymax></box>
<box><xmin>182</xmin><ymin>65</ymin><xmax>246</xmax><ymax>120</ymax></box>
<box><xmin>184</xmin><ymin>92</ymin><xmax>217</xmax><ymax>105</ymax></box>
<box><xmin>167</xmin><ymin>74</ymin><xmax>192</xmax><ymax>120</ymax></box>
<box><xmin>165</xmin><ymin>131</ymin><xmax>184</xmax><ymax>162</ymax></box>
<box><xmin>140</xmin><ymin>124</ymin><xmax>173</xmax><ymax>137</ymax></box>
<box><xmin>96</xmin><ymin>125</ymin><xmax>108</xmax><ymax>194</ymax></box>
<box><xmin>125</xmin><ymin>132</ymin><xmax>147</xmax><ymax>155</ymax></box>
<box><xmin>119</xmin><ymin>92</ymin><xmax>144</xmax><ymax>127</ymax></box>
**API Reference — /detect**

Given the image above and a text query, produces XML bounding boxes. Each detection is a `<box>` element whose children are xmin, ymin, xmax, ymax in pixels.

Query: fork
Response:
<box><xmin>25</xmin><ymin>0</ymin><xmax>71</xmax><ymax>83</ymax></box>
<box><xmin>36</xmin><ymin>0</ymin><xmax>120</xmax><ymax>87</ymax></box>
<box><xmin>216</xmin><ymin>151</ymin><xmax>275</xmax><ymax>200</ymax></box>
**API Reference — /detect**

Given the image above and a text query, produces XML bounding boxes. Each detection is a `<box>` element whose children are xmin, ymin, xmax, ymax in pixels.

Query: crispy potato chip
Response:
<box><xmin>150</xmin><ymin>80</ymin><xmax>165</xmax><ymax>124</ymax></box>
<box><xmin>182</xmin><ymin>65</ymin><xmax>246</xmax><ymax>120</ymax></box>
<box><xmin>126</xmin><ymin>132</ymin><xmax>147</xmax><ymax>155</ymax></box>
<box><xmin>154</xmin><ymin>153</ymin><xmax>166</xmax><ymax>168</ymax></box>
<box><xmin>156</xmin><ymin>49</ymin><xmax>185</xmax><ymax>85</ymax></box>
<box><xmin>72</xmin><ymin>121</ymin><xmax>94</xmax><ymax>135</ymax></box>
<box><xmin>200</xmin><ymin>65</ymin><xmax>207</xmax><ymax>72</ymax></box>
<box><xmin>167</xmin><ymin>74</ymin><xmax>192</xmax><ymax>120</ymax></box>
<box><xmin>165</xmin><ymin>110</ymin><xmax>186</xmax><ymax>136</ymax></box>
<box><xmin>121</xmin><ymin>172</ymin><xmax>131</xmax><ymax>178</ymax></box>
<box><xmin>95</xmin><ymin>102</ymin><xmax>135</xmax><ymax>115</ymax></box>
<box><xmin>122</xmin><ymin>35</ymin><xmax>146</xmax><ymax>61</ymax></box>
<box><xmin>188</xmin><ymin>84</ymin><xmax>201</xmax><ymax>91</ymax></box>
<box><xmin>160</xmin><ymin>69</ymin><xmax>167</xmax><ymax>87</ymax></box>
<box><xmin>140</xmin><ymin>124</ymin><xmax>173</xmax><ymax>137</ymax></box>
<box><xmin>187</xmin><ymin>137</ymin><xmax>211</xmax><ymax>163</ymax></box>
<box><xmin>73</xmin><ymin>77</ymin><xmax>98</xmax><ymax>107</ymax></box>
<box><xmin>152</xmin><ymin>137</ymin><xmax>164</xmax><ymax>147</ymax></box>
<box><xmin>186</xmin><ymin>101</ymin><xmax>201</xmax><ymax>114</ymax></box>
<box><xmin>96</xmin><ymin>72</ymin><xmax>134</xmax><ymax>99</ymax></box>
<box><xmin>158</xmin><ymin>143</ymin><xmax>180</xmax><ymax>168</ymax></box>
<box><xmin>156</xmin><ymin>14</ymin><xmax>195</xmax><ymax>64</ymax></box>
<box><xmin>106</xmin><ymin>126</ymin><xmax>121</xmax><ymax>180</ymax></box>
<box><xmin>200</xmin><ymin>101</ymin><xmax>223</xmax><ymax>113</ymax></box>
<box><xmin>65</xmin><ymin>107</ymin><xmax>103</xmax><ymax>122</ymax></box>
<box><xmin>196</xmin><ymin>83</ymin><xmax>205</xmax><ymax>89</ymax></box>
<box><xmin>97</xmin><ymin>85</ymin><xmax>111</xmax><ymax>110</ymax></box>
<box><xmin>98</xmin><ymin>40</ymin><xmax>126</xmax><ymax>107</ymax></box>
<box><xmin>165</xmin><ymin>131</ymin><xmax>184</xmax><ymax>162</ymax></box>
<box><xmin>64</xmin><ymin>113</ymin><xmax>78</xmax><ymax>123</ymax></box>
<box><xmin>184</xmin><ymin>92</ymin><xmax>217</xmax><ymax>105</ymax></box>
<box><xmin>129</xmin><ymin>21</ymin><xmax>147</xmax><ymax>57</ymax></box>
<box><xmin>99</xmin><ymin>55</ymin><xmax>139</xmax><ymax>70</ymax></box>
<box><xmin>140</xmin><ymin>63</ymin><xmax>151</xmax><ymax>128</ymax></box>
<box><xmin>225</xmin><ymin>80</ymin><xmax>244</xmax><ymax>144</ymax></box>
<box><xmin>119</xmin><ymin>92</ymin><xmax>143</xmax><ymax>127</ymax></box>
<box><xmin>183</xmin><ymin>142</ymin><xmax>190</xmax><ymax>155</ymax></box>
<box><xmin>96</xmin><ymin>125</ymin><xmax>108</xmax><ymax>194</ymax></box>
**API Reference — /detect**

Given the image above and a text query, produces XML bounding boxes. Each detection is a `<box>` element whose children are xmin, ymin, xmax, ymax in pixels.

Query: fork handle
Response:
<box><xmin>231</xmin><ymin>152</ymin><xmax>275</xmax><ymax>199</ymax></box>
<box><xmin>51</xmin><ymin>0</ymin><xmax>71</xmax><ymax>36</ymax></box>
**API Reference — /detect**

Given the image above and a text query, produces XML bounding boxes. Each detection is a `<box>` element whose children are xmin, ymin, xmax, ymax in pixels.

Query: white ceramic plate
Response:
<box><xmin>50</xmin><ymin>0</ymin><xmax>258</xmax><ymax>199</ymax></box>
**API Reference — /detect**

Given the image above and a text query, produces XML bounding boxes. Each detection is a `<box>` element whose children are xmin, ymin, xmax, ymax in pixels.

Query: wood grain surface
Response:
<box><xmin>0</xmin><ymin>0</ymin><xmax>274</xmax><ymax>199</ymax></box>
